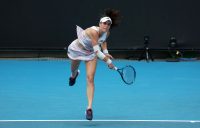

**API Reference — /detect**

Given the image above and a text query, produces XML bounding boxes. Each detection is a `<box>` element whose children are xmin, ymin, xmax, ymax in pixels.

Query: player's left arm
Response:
<box><xmin>101</xmin><ymin>32</ymin><xmax>114</xmax><ymax>59</ymax></box>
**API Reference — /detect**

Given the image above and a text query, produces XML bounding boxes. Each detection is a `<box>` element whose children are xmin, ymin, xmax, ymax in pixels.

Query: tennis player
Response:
<box><xmin>67</xmin><ymin>8</ymin><xmax>121</xmax><ymax>120</ymax></box>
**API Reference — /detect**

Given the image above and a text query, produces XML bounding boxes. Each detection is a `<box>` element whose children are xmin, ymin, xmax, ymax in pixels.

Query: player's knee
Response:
<box><xmin>87</xmin><ymin>75</ymin><xmax>94</xmax><ymax>84</ymax></box>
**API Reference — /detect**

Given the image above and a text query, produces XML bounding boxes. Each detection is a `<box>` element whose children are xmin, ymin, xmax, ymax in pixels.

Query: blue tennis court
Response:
<box><xmin>0</xmin><ymin>59</ymin><xmax>200</xmax><ymax>128</ymax></box>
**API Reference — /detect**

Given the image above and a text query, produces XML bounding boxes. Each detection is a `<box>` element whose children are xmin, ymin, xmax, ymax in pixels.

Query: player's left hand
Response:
<box><xmin>105</xmin><ymin>53</ymin><xmax>114</xmax><ymax>59</ymax></box>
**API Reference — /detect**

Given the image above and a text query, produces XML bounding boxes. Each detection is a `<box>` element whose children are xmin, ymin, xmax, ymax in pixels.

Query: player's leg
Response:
<box><xmin>85</xmin><ymin>57</ymin><xmax>97</xmax><ymax>120</ymax></box>
<box><xmin>69</xmin><ymin>59</ymin><xmax>81</xmax><ymax>86</ymax></box>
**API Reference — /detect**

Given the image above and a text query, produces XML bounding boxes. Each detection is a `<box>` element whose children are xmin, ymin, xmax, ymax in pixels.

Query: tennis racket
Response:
<box><xmin>114</xmin><ymin>65</ymin><xmax>136</xmax><ymax>85</ymax></box>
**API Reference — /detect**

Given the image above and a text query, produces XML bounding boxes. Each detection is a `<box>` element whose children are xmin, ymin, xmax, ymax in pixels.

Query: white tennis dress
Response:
<box><xmin>67</xmin><ymin>25</ymin><xmax>107</xmax><ymax>61</ymax></box>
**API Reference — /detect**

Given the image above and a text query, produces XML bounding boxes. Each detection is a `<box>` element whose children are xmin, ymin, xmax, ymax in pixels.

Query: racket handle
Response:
<box><xmin>114</xmin><ymin>66</ymin><xmax>118</xmax><ymax>70</ymax></box>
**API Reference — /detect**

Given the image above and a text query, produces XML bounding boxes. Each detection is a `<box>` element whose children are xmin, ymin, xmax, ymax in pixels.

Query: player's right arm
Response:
<box><xmin>85</xmin><ymin>28</ymin><xmax>114</xmax><ymax>69</ymax></box>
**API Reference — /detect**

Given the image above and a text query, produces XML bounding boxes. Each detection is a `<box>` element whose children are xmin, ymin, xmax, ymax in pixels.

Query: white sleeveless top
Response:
<box><xmin>76</xmin><ymin>25</ymin><xmax>107</xmax><ymax>51</ymax></box>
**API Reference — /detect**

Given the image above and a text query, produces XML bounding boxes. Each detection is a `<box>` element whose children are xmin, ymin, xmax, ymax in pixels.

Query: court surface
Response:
<box><xmin>0</xmin><ymin>59</ymin><xmax>200</xmax><ymax>128</ymax></box>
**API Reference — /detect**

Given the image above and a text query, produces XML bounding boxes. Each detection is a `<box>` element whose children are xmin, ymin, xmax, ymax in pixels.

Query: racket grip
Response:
<box><xmin>114</xmin><ymin>66</ymin><xmax>118</xmax><ymax>70</ymax></box>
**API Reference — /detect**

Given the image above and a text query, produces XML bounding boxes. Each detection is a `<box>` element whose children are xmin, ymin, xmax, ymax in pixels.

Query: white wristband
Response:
<box><xmin>106</xmin><ymin>59</ymin><xmax>112</xmax><ymax>65</ymax></box>
<box><xmin>103</xmin><ymin>49</ymin><xmax>109</xmax><ymax>54</ymax></box>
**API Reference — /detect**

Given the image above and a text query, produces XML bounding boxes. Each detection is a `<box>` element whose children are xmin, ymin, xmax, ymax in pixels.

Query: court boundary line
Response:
<box><xmin>0</xmin><ymin>120</ymin><xmax>200</xmax><ymax>123</ymax></box>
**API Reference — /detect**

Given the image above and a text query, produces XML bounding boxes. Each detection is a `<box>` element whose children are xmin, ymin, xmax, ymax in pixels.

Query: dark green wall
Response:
<box><xmin>0</xmin><ymin>0</ymin><xmax>200</xmax><ymax>50</ymax></box>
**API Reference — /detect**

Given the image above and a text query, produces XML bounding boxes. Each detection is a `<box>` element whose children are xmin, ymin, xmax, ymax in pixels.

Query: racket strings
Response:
<box><xmin>122</xmin><ymin>66</ymin><xmax>136</xmax><ymax>84</ymax></box>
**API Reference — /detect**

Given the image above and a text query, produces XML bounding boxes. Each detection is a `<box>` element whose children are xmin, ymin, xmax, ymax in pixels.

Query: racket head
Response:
<box><xmin>117</xmin><ymin>65</ymin><xmax>136</xmax><ymax>85</ymax></box>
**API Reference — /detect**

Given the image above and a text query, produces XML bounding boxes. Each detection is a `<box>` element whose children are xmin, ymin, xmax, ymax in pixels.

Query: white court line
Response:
<box><xmin>0</xmin><ymin>120</ymin><xmax>200</xmax><ymax>123</ymax></box>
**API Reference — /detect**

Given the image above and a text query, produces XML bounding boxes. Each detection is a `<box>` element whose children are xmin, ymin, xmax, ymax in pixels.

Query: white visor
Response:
<box><xmin>100</xmin><ymin>17</ymin><xmax>112</xmax><ymax>24</ymax></box>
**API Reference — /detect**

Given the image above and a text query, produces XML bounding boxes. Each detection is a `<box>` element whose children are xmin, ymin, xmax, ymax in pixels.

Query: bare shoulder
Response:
<box><xmin>85</xmin><ymin>27</ymin><xmax>99</xmax><ymax>37</ymax></box>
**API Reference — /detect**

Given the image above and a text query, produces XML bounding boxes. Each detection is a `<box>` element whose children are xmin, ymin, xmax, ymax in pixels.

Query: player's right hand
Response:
<box><xmin>108</xmin><ymin>63</ymin><xmax>115</xmax><ymax>69</ymax></box>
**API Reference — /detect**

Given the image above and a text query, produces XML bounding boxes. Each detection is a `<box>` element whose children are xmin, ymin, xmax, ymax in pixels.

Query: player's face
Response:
<box><xmin>99</xmin><ymin>21</ymin><xmax>111</xmax><ymax>32</ymax></box>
